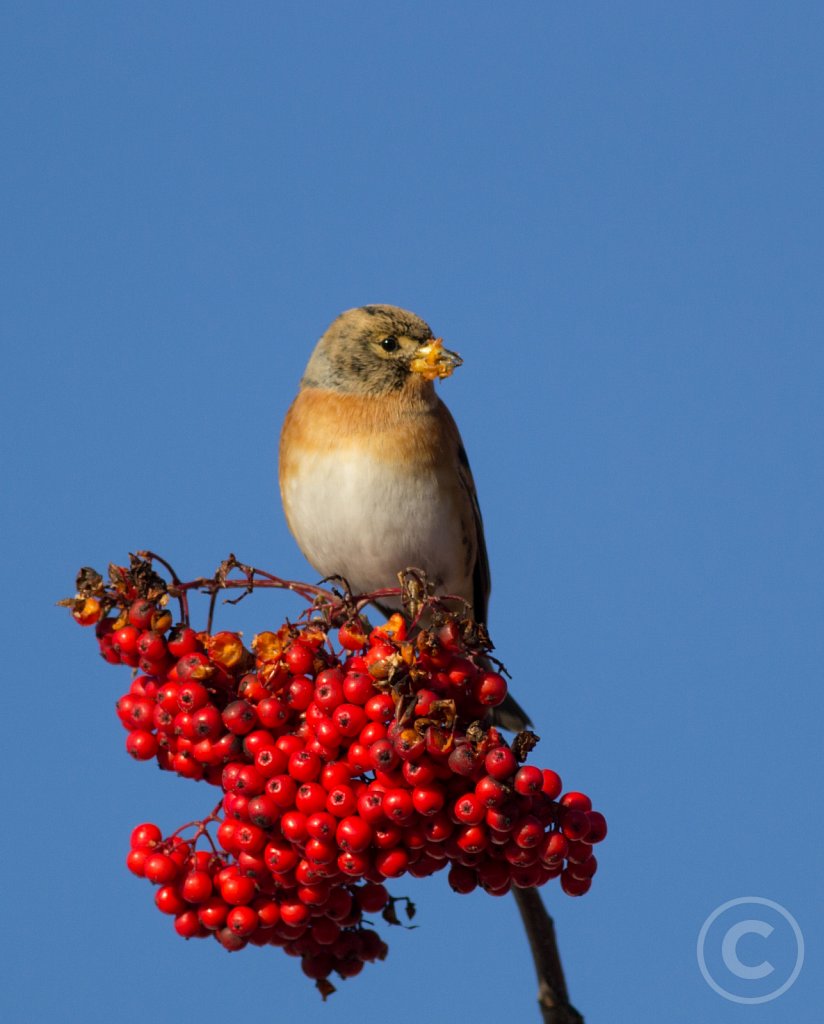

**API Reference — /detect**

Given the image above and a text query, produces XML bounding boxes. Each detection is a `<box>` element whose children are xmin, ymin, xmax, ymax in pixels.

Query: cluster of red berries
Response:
<box><xmin>127</xmin><ymin>821</ymin><xmax>390</xmax><ymax>988</ymax></box>
<box><xmin>69</xmin><ymin>559</ymin><xmax>606</xmax><ymax>994</ymax></box>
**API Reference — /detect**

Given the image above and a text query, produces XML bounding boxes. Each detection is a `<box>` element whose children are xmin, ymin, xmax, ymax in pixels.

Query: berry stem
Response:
<box><xmin>168</xmin><ymin>801</ymin><xmax>223</xmax><ymax>853</ymax></box>
<box><xmin>136</xmin><ymin>550</ymin><xmax>189</xmax><ymax>625</ymax></box>
<box><xmin>512</xmin><ymin>887</ymin><xmax>584</xmax><ymax>1024</ymax></box>
<box><xmin>152</xmin><ymin>553</ymin><xmax>474</xmax><ymax>633</ymax></box>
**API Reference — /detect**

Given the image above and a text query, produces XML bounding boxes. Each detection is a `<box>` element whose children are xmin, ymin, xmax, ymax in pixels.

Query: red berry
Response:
<box><xmin>475</xmin><ymin>775</ymin><xmax>510</xmax><ymax>808</ymax></box>
<box><xmin>126</xmin><ymin>848</ymin><xmax>148</xmax><ymax>877</ymax></box>
<box><xmin>300</xmin><ymin>952</ymin><xmax>334</xmax><ymax>979</ymax></box>
<box><xmin>295</xmin><ymin>782</ymin><xmax>327</xmax><ymax>815</ymax></box>
<box><xmin>264</xmin><ymin>841</ymin><xmax>299</xmax><ymax>874</ymax></box>
<box><xmin>130</xmin><ymin>822</ymin><xmax>162</xmax><ymax>849</ymax></box>
<box><xmin>167</xmin><ymin>625</ymin><xmax>199</xmax><ymax>658</ymax></box>
<box><xmin>191</xmin><ymin>705</ymin><xmax>223</xmax><ymax>740</ymax></box>
<box><xmin>222</xmin><ymin>701</ymin><xmax>257</xmax><ymax>736</ymax></box>
<box><xmin>305</xmin><ymin>837</ymin><xmax>338</xmax><ymax>864</ymax></box>
<box><xmin>325</xmin><ymin>785</ymin><xmax>357</xmax><ymax>818</ymax></box>
<box><xmin>382</xmin><ymin>789</ymin><xmax>415</xmax><ymax>825</ymax></box>
<box><xmin>197</xmin><ymin>896</ymin><xmax>229</xmax><ymax>930</ymax></box>
<box><xmin>347</xmin><ymin>743</ymin><xmax>372</xmax><ymax>774</ymax></box>
<box><xmin>285</xmin><ymin>642</ymin><xmax>314</xmax><ymax>676</ymax></box>
<box><xmin>182</xmin><ymin>870</ymin><xmax>213</xmax><ymax>904</ymax></box>
<box><xmin>473</xmin><ymin>671</ymin><xmax>508</xmax><ymax>708</ymax></box>
<box><xmin>369</xmin><ymin>739</ymin><xmax>399</xmax><ymax>772</ymax></box>
<box><xmin>456</xmin><ymin>825</ymin><xmax>488</xmax><ymax>854</ymax></box>
<box><xmin>374</xmin><ymin>847</ymin><xmax>409</xmax><ymax>878</ymax></box>
<box><xmin>227</xmin><ymin>905</ymin><xmax>259</xmax><ymax>936</ymax></box>
<box><xmin>314</xmin><ymin>668</ymin><xmax>344</xmax><ymax>710</ymax></box>
<box><xmin>568</xmin><ymin>855</ymin><xmax>598</xmax><ymax>881</ymax></box>
<box><xmin>155</xmin><ymin>885</ymin><xmax>187</xmax><ymax>915</ymax></box>
<box><xmin>113</xmin><ymin>625</ymin><xmax>140</xmax><ymax>656</ymax></box>
<box><xmin>174</xmin><ymin>909</ymin><xmax>205</xmax><ymax>938</ymax></box>
<box><xmin>585</xmin><ymin>811</ymin><xmax>608</xmax><ymax>844</ymax></box>
<box><xmin>220</xmin><ymin>874</ymin><xmax>256</xmax><ymax>906</ymax></box>
<box><xmin>560</xmin><ymin>808</ymin><xmax>590</xmax><ymax>841</ymax></box>
<box><xmin>412</xmin><ymin>786</ymin><xmax>445</xmax><ymax>816</ymax></box>
<box><xmin>561</xmin><ymin>791</ymin><xmax>593</xmax><ymax>812</ymax></box>
<box><xmin>338</xmin><ymin>850</ymin><xmax>371</xmax><ymax>877</ymax></box>
<box><xmin>320</xmin><ymin>761</ymin><xmax>352</xmax><ymax>790</ymax></box>
<box><xmin>256</xmin><ymin>697</ymin><xmax>290</xmax><ymax>731</ymax></box>
<box><xmin>137</xmin><ymin>630</ymin><xmax>166</xmax><ymax>661</ymax></box>
<box><xmin>286</xmin><ymin>676</ymin><xmax>314</xmax><ymax>711</ymax></box>
<box><xmin>485</xmin><ymin>746</ymin><xmax>518</xmax><ymax>780</ymax></box>
<box><xmin>560</xmin><ymin>870</ymin><xmax>592</xmax><ymax>897</ymax></box>
<box><xmin>266</xmin><ymin>775</ymin><xmax>298</xmax><ymax>809</ymax></box>
<box><xmin>448</xmin><ymin>864</ymin><xmax>478</xmax><ymax>894</ymax></box>
<box><xmin>541</xmin><ymin>770</ymin><xmax>563</xmax><ymax>800</ymax></box>
<box><xmin>280</xmin><ymin>810</ymin><xmax>309</xmax><ymax>843</ymax></box>
<box><xmin>365</xmin><ymin>693</ymin><xmax>394</xmax><ymax>722</ymax></box>
<box><xmin>252</xmin><ymin>897</ymin><xmax>281</xmax><ymax>929</ymax></box>
<box><xmin>254</xmin><ymin>746</ymin><xmax>288</xmax><ymax>778</ymax></box>
<box><xmin>126</xmin><ymin>729</ymin><xmax>158</xmax><ymax>760</ymax></box>
<box><xmin>310</xmin><ymin>917</ymin><xmax>341</xmax><ymax>946</ymax></box>
<box><xmin>421</xmin><ymin>811</ymin><xmax>452</xmax><ymax>843</ymax></box>
<box><xmin>453</xmin><ymin>793</ymin><xmax>485</xmax><ymax>825</ymax></box>
<box><xmin>332</xmin><ymin>703</ymin><xmax>366</xmax><ymax>739</ymax></box>
<box><xmin>280</xmin><ymin>900</ymin><xmax>311</xmax><ymax>928</ymax></box>
<box><xmin>355</xmin><ymin>881</ymin><xmax>389</xmax><ymax>912</ymax></box>
<box><xmin>336</xmin><ymin>816</ymin><xmax>373</xmax><ymax>853</ymax></box>
<box><xmin>178</xmin><ymin>681</ymin><xmax>210</xmax><ymax>712</ymax></box>
<box><xmin>144</xmin><ymin>853</ymin><xmax>179</xmax><ymax>885</ymax></box>
<box><xmin>514</xmin><ymin>765</ymin><xmax>544</xmax><ymax>796</ymax></box>
<box><xmin>343</xmin><ymin>671</ymin><xmax>374</xmax><ymax>705</ymax></box>
<box><xmin>447</xmin><ymin>744</ymin><xmax>481</xmax><ymax>776</ymax></box>
<box><xmin>540</xmin><ymin>832</ymin><xmax>569</xmax><ymax>864</ymax></box>
<box><xmin>313</xmin><ymin>717</ymin><xmax>341</xmax><ymax>748</ymax></box>
<box><xmin>288</xmin><ymin>750</ymin><xmax>321</xmax><ymax>783</ymax></box>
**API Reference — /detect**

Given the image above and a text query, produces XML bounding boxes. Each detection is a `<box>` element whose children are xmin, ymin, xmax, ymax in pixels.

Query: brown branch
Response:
<box><xmin>512</xmin><ymin>887</ymin><xmax>584</xmax><ymax>1024</ymax></box>
<box><xmin>137</xmin><ymin>553</ymin><xmax>476</xmax><ymax>632</ymax></box>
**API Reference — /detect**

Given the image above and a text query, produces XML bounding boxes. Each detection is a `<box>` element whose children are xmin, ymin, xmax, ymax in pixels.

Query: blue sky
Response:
<box><xmin>2</xmin><ymin>3</ymin><xmax>822</xmax><ymax>1022</ymax></box>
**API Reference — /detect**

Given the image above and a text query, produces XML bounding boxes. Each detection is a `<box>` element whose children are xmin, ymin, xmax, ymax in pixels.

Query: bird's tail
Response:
<box><xmin>491</xmin><ymin>687</ymin><xmax>532</xmax><ymax>732</ymax></box>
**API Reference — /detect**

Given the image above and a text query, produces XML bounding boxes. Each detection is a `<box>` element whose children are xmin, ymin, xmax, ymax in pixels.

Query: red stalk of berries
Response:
<box><xmin>64</xmin><ymin>554</ymin><xmax>606</xmax><ymax>1001</ymax></box>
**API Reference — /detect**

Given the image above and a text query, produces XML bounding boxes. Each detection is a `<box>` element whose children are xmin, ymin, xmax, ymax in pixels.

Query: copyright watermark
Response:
<box><xmin>697</xmin><ymin>897</ymin><xmax>804</xmax><ymax>1004</ymax></box>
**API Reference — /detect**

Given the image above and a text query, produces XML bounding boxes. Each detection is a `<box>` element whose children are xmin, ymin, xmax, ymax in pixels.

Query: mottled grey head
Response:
<box><xmin>301</xmin><ymin>304</ymin><xmax>461</xmax><ymax>395</ymax></box>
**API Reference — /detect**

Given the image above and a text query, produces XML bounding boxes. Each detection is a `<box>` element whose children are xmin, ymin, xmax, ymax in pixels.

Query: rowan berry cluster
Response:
<box><xmin>67</xmin><ymin>557</ymin><xmax>606</xmax><ymax>996</ymax></box>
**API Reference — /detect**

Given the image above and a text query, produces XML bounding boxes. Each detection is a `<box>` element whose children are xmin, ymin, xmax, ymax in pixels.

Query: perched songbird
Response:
<box><xmin>279</xmin><ymin>304</ymin><xmax>529</xmax><ymax>730</ymax></box>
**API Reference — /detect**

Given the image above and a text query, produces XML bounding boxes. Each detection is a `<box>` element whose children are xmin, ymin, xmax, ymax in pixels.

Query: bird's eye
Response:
<box><xmin>379</xmin><ymin>336</ymin><xmax>399</xmax><ymax>352</ymax></box>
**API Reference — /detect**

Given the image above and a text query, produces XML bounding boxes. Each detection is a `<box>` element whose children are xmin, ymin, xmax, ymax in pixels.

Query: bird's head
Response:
<box><xmin>301</xmin><ymin>304</ymin><xmax>462</xmax><ymax>395</ymax></box>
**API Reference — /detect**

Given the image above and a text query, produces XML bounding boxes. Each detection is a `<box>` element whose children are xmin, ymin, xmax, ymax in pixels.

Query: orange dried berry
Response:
<box><xmin>298</xmin><ymin>625</ymin><xmax>328</xmax><ymax>650</ymax></box>
<box><xmin>252</xmin><ymin>631</ymin><xmax>285</xmax><ymax>663</ymax></box>
<box><xmin>257</xmin><ymin>660</ymin><xmax>289</xmax><ymax>689</ymax></box>
<box><xmin>376</xmin><ymin>614</ymin><xmax>407</xmax><ymax>643</ymax></box>
<box><xmin>202</xmin><ymin>631</ymin><xmax>245</xmax><ymax>670</ymax></box>
<box><xmin>72</xmin><ymin>596</ymin><xmax>102</xmax><ymax>626</ymax></box>
<box><xmin>338</xmin><ymin>621</ymin><xmax>367</xmax><ymax>651</ymax></box>
<box><xmin>398</xmin><ymin>642</ymin><xmax>416</xmax><ymax>667</ymax></box>
<box><xmin>151</xmin><ymin>609</ymin><xmax>173</xmax><ymax>634</ymax></box>
<box><xmin>408</xmin><ymin>338</ymin><xmax>462</xmax><ymax>381</ymax></box>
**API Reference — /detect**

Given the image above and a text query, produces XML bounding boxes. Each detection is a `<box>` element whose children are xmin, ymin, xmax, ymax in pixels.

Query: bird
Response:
<box><xmin>279</xmin><ymin>304</ymin><xmax>529</xmax><ymax>730</ymax></box>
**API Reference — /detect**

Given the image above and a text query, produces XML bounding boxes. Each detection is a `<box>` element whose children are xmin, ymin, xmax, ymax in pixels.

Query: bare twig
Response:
<box><xmin>512</xmin><ymin>887</ymin><xmax>584</xmax><ymax>1024</ymax></box>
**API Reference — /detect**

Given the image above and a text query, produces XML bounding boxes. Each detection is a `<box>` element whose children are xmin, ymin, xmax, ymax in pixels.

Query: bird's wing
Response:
<box><xmin>436</xmin><ymin>398</ymin><xmax>490</xmax><ymax>623</ymax></box>
<box><xmin>458</xmin><ymin>441</ymin><xmax>491</xmax><ymax>624</ymax></box>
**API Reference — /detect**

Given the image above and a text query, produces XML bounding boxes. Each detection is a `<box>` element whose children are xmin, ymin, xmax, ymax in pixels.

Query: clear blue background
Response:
<box><xmin>2</xmin><ymin>2</ymin><xmax>821</xmax><ymax>1022</ymax></box>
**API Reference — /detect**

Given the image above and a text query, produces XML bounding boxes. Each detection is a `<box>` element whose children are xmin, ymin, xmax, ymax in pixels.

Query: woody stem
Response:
<box><xmin>512</xmin><ymin>886</ymin><xmax>584</xmax><ymax>1024</ymax></box>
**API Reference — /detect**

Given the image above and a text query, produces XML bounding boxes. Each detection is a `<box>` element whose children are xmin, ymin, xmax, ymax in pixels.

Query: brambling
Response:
<box><xmin>279</xmin><ymin>304</ymin><xmax>530</xmax><ymax>730</ymax></box>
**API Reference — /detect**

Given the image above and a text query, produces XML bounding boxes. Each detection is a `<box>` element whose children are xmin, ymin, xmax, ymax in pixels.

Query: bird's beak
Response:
<box><xmin>409</xmin><ymin>338</ymin><xmax>463</xmax><ymax>381</ymax></box>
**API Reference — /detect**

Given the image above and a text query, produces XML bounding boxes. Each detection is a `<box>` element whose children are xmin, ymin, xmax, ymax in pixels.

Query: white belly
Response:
<box><xmin>283</xmin><ymin>445</ymin><xmax>469</xmax><ymax>600</ymax></box>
